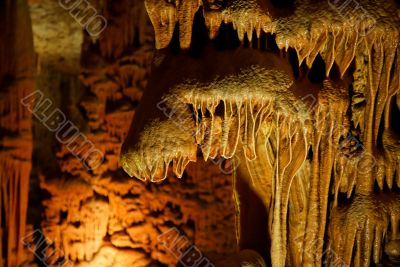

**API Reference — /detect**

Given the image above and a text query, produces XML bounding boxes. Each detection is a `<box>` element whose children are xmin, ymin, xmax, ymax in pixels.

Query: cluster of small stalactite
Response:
<box><xmin>121</xmin><ymin>0</ymin><xmax>400</xmax><ymax>266</ymax></box>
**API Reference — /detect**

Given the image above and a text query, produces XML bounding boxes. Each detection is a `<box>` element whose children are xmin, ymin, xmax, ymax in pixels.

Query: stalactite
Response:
<box><xmin>288</xmin><ymin>162</ymin><xmax>310</xmax><ymax>267</ymax></box>
<box><xmin>120</xmin><ymin>98</ymin><xmax>198</xmax><ymax>181</ymax></box>
<box><xmin>96</xmin><ymin>0</ymin><xmax>153</xmax><ymax>58</ymax></box>
<box><xmin>232</xmin><ymin>159</ymin><xmax>241</xmax><ymax>247</ymax></box>
<box><xmin>329</xmin><ymin>193</ymin><xmax>400</xmax><ymax>266</ymax></box>
<box><xmin>241</xmin><ymin>126</ymin><xmax>274</xmax><ymax>212</ymax></box>
<box><xmin>298</xmin><ymin>80</ymin><xmax>349</xmax><ymax>267</ymax></box>
<box><xmin>270</xmin><ymin>119</ymin><xmax>307</xmax><ymax>267</ymax></box>
<box><xmin>145</xmin><ymin>0</ymin><xmax>177</xmax><ymax>50</ymax></box>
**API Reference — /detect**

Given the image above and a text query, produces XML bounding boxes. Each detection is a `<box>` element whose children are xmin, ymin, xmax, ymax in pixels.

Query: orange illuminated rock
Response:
<box><xmin>3</xmin><ymin>0</ymin><xmax>400</xmax><ymax>266</ymax></box>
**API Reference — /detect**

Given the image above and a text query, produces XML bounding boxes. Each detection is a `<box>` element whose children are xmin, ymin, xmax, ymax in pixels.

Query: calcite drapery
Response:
<box><xmin>121</xmin><ymin>0</ymin><xmax>400</xmax><ymax>266</ymax></box>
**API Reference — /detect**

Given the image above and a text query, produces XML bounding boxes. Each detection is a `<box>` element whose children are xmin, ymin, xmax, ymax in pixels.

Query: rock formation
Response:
<box><xmin>1</xmin><ymin>0</ymin><xmax>400</xmax><ymax>266</ymax></box>
<box><xmin>121</xmin><ymin>0</ymin><xmax>400</xmax><ymax>266</ymax></box>
<box><xmin>0</xmin><ymin>0</ymin><xmax>35</xmax><ymax>266</ymax></box>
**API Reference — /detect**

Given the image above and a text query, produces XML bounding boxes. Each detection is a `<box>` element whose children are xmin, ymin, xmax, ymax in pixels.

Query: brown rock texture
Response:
<box><xmin>0</xmin><ymin>0</ymin><xmax>35</xmax><ymax>266</ymax></box>
<box><xmin>2</xmin><ymin>0</ymin><xmax>400</xmax><ymax>267</ymax></box>
<box><xmin>34</xmin><ymin>1</ymin><xmax>238</xmax><ymax>266</ymax></box>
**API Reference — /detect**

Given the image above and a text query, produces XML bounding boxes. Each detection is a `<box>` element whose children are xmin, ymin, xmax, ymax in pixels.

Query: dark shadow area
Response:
<box><xmin>237</xmin><ymin>173</ymin><xmax>270</xmax><ymax>265</ymax></box>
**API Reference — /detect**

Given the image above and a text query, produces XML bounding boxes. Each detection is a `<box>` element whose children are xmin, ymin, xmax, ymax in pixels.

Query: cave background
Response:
<box><xmin>1</xmin><ymin>0</ymin><xmax>400</xmax><ymax>266</ymax></box>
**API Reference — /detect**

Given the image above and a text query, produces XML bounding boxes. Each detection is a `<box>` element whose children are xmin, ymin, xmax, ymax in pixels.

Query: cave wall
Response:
<box><xmin>0</xmin><ymin>0</ymin><xmax>35</xmax><ymax>266</ymax></box>
<box><xmin>38</xmin><ymin>40</ymin><xmax>238</xmax><ymax>265</ymax></box>
<box><xmin>16</xmin><ymin>0</ymin><xmax>237</xmax><ymax>266</ymax></box>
